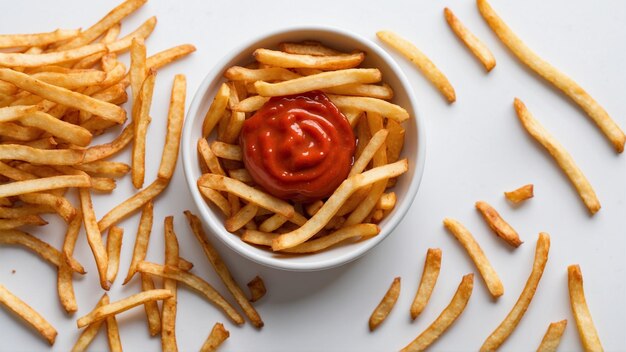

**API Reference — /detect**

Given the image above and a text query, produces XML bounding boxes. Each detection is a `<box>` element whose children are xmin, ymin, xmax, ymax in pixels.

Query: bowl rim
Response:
<box><xmin>181</xmin><ymin>24</ymin><xmax>427</xmax><ymax>271</ymax></box>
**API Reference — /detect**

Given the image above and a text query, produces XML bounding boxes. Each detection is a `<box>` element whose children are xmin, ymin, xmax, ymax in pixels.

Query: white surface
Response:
<box><xmin>182</xmin><ymin>26</ymin><xmax>425</xmax><ymax>271</ymax></box>
<box><xmin>1</xmin><ymin>0</ymin><xmax>624</xmax><ymax>351</ymax></box>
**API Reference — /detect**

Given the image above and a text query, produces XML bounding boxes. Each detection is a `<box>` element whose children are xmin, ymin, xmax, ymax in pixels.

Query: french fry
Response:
<box><xmin>377</xmin><ymin>31</ymin><xmax>456</xmax><ymax>103</ymax></box>
<box><xmin>123</xmin><ymin>201</ymin><xmax>153</xmax><ymax>284</ymax></box>
<box><xmin>568</xmin><ymin>264</ymin><xmax>603</xmax><ymax>351</ymax></box>
<box><xmin>77</xmin><ymin>289</ymin><xmax>173</xmax><ymax>328</ymax></box>
<box><xmin>0</xmin><ymin>29</ymin><xmax>79</xmax><ymax>49</ymax></box>
<box><xmin>254</xmin><ymin>68</ymin><xmax>381</xmax><ymax>97</ymax></box>
<box><xmin>58</xmin><ymin>210</ymin><xmax>82</xmax><ymax>314</ymax></box>
<box><xmin>232</xmin><ymin>95</ymin><xmax>269</xmax><ymax>113</ymax></box>
<box><xmin>141</xmin><ymin>273</ymin><xmax>162</xmax><ymax>336</ymax></box>
<box><xmin>444</xmin><ymin>8</ymin><xmax>496</xmax><ymax>72</ymax></box>
<box><xmin>200</xmin><ymin>323</ymin><xmax>230</xmax><ymax>352</ymax></box>
<box><xmin>71</xmin><ymin>294</ymin><xmax>108</xmax><ymax>352</ymax></box>
<box><xmin>0</xmin><ymin>43</ymin><xmax>106</xmax><ymax>67</ymax></box>
<box><xmin>162</xmin><ymin>216</ymin><xmax>180</xmax><ymax>351</ymax></box>
<box><xmin>324</xmin><ymin>83</ymin><xmax>393</xmax><ymax>100</ymax></box>
<box><xmin>106</xmin><ymin>226</ymin><xmax>123</xmax><ymax>283</ymax></box>
<box><xmin>106</xmin><ymin>16</ymin><xmax>157</xmax><ymax>54</ymax></box>
<box><xmin>146</xmin><ymin>44</ymin><xmax>196</xmax><ymax>71</ymax></box>
<box><xmin>137</xmin><ymin>262</ymin><xmax>245</xmax><ymax>325</ymax></box>
<box><xmin>254</xmin><ymin>49</ymin><xmax>364</xmax><ymax>70</ymax></box>
<box><xmin>0</xmin><ymin>144</ymin><xmax>84</xmax><ymax>165</ymax></box>
<box><xmin>210</xmin><ymin>141</ymin><xmax>242</xmax><ymax>161</ymax></box>
<box><xmin>350</xmin><ymin>130</ymin><xmax>388</xmax><ymax>176</ymax></box>
<box><xmin>411</xmin><ymin>248</ymin><xmax>442</xmax><ymax>320</ymax></box>
<box><xmin>478</xmin><ymin>0</ymin><xmax>625</xmax><ymax>152</ymax></box>
<box><xmin>0</xmin><ymin>105</ymin><xmax>40</xmax><ymax>121</ymax></box>
<box><xmin>202</xmin><ymin>83</ymin><xmax>230</xmax><ymax>137</ymax></box>
<box><xmin>83</xmin><ymin>123</ymin><xmax>133</xmax><ymax>163</ymax></box>
<box><xmin>443</xmin><ymin>218</ymin><xmax>504</xmax><ymax>298</ymax></box>
<box><xmin>75</xmin><ymin>161</ymin><xmax>130</xmax><ymax>178</ymax></box>
<box><xmin>481</xmin><ymin>233</ymin><xmax>550</xmax><ymax>351</ymax></box>
<box><xmin>18</xmin><ymin>111</ymin><xmax>93</xmax><ymax>147</ymax></box>
<box><xmin>184</xmin><ymin>210</ymin><xmax>264</xmax><ymax>327</ymax></box>
<box><xmin>376</xmin><ymin>192</ymin><xmax>396</xmax><ymax>210</ymax></box>
<box><xmin>514</xmin><ymin>98</ymin><xmax>600</xmax><ymax>214</ymax></box>
<box><xmin>199</xmin><ymin>186</ymin><xmax>232</xmax><ymax>217</ymax></box>
<box><xmin>224</xmin><ymin>66</ymin><xmax>300</xmax><ymax>82</ymax></box>
<box><xmin>537</xmin><ymin>320</ymin><xmax>567</xmax><ymax>352</ymax></box>
<box><xmin>178</xmin><ymin>257</ymin><xmax>194</xmax><ymax>271</ymax></box>
<box><xmin>32</xmin><ymin>70</ymin><xmax>106</xmax><ymax>90</ymax></box>
<box><xmin>79</xmin><ymin>188</ymin><xmax>110</xmax><ymax>290</ymax></box>
<box><xmin>271</xmin><ymin>159</ymin><xmax>408</xmax><ymax>251</ymax></box>
<box><xmin>19</xmin><ymin>192</ymin><xmax>76</xmax><ymax>223</ymax></box>
<box><xmin>401</xmin><ymin>274</ymin><xmax>474</xmax><ymax>351</ymax></box>
<box><xmin>0</xmin><ymin>216</ymin><xmax>46</xmax><ymax>229</ymax></box>
<box><xmin>130</xmin><ymin>38</ymin><xmax>147</xmax><ymax>100</ymax></box>
<box><xmin>369</xmin><ymin>277</ymin><xmax>401</xmax><ymax>331</ymax></box>
<box><xmin>0</xmin><ymin>205</ymin><xmax>52</xmax><ymax>219</ymax></box>
<box><xmin>62</xmin><ymin>209</ymin><xmax>84</xmax><ymax>274</ymax></box>
<box><xmin>0</xmin><ymin>229</ymin><xmax>77</xmax><ymax>270</ymax></box>
<box><xmin>279</xmin><ymin>41</ymin><xmax>343</xmax><ymax>56</ymax></box>
<box><xmin>105</xmin><ymin>306</ymin><xmax>122</xmax><ymax>352</ymax></box>
<box><xmin>504</xmin><ymin>184</ymin><xmax>534</xmax><ymax>204</ymax></box>
<box><xmin>327</xmin><ymin>94</ymin><xmax>409</xmax><ymax>122</ymax></box>
<box><xmin>225</xmin><ymin>202</ymin><xmax>259</xmax><ymax>232</ymax></box>
<box><xmin>0</xmin><ymin>69</ymin><xmax>126</xmax><ymax>124</ymax></box>
<box><xmin>132</xmin><ymin>69</ymin><xmax>156</xmax><ymax>188</ymax></box>
<box><xmin>475</xmin><ymin>201</ymin><xmax>522</xmax><ymax>248</ymax></box>
<box><xmin>247</xmin><ymin>276</ymin><xmax>267</xmax><ymax>302</ymax></box>
<box><xmin>157</xmin><ymin>74</ymin><xmax>186</xmax><ymax>181</ymax></box>
<box><xmin>0</xmin><ymin>284</ymin><xmax>57</xmax><ymax>345</ymax></box>
<box><xmin>198</xmin><ymin>138</ymin><xmax>226</xmax><ymax>175</ymax></box>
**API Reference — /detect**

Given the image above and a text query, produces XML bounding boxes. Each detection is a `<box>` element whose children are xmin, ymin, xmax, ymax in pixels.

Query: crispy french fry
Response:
<box><xmin>0</xmin><ymin>144</ymin><xmax>84</xmax><ymax>165</ymax></box>
<box><xmin>444</xmin><ymin>8</ymin><xmax>496</xmax><ymax>71</ymax></box>
<box><xmin>478</xmin><ymin>0</ymin><xmax>625</xmax><ymax>152</ymax></box>
<box><xmin>106</xmin><ymin>16</ymin><xmax>157</xmax><ymax>54</ymax></box>
<box><xmin>132</xmin><ymin>69</ymin><xmax>156</xmax><ymax>188</ymax></box>
<box><xmin>137</xmin><ymin>262</ymin><xmax>244</xmax><ymax>325</ymax></box>
<box><xmin>247</xmin><ymin>276</ymin><xmax>267</xmax><ymax>302</ymax></box>
<box><xmin>475</xmin><ymin>201</ymin><xmax>522</xmax><ymax>248</ymax></box>
<box><xmin>0</xmin><ymin>105</ymin><xmax>40</xmax><ymax>121</ymax></box>
<box><xmin>19</xmin><ymin>111</ymin><xmax>92</xmax><ymax>147</ymax></box>
<box><xmin>537</xmin><ymin>320</ymin><xmax>567</xmax><ymax>352</ymax></box>
<box><xmin>377</xmin><ymin>31</ymin><xmax>456</xmax><ymax>103</ymax></box>
<box><xmin>0</xmin><ymin>216</ymin><xmax>46</xmax><ymax>229</ymax></box>
<box><xmin>327</xmin><ymin>94</ymin><xmax>409</xmax><ymax>122</ymax></box>
<box><xmin>58</xmin><ymin>208</ymin><xmax>82</xmax><ymax>314</ymax></box>
<box><xmin>0</xmin><ymin>229</ymin><xmax>78</xmax><ymax>270</ymax></box>
<box><xmin>0</xmin><ymin>284</ymin><xmax>57</xmax><ymax>345</ymax></box>
<box><xmin>232</xmin><ymin>95</ymin><xmax>269</xmax><ymax>113</ymax></box>
<box><xmin>350</xmin><ymin>130</ymin><xmax>389</xmax><ymax>176</ymax></box>
<box><xmin>130</xmin><ymin>38</ymin><xmax>147</xmax><ymax>100</ymax></box>
<box><xmin>77</xmin><ymin>289</ymin><xmax>172</xmax><ymax>328</ymax></box>
<box><xmin>141</xmin><ymin>273</ymin><xmax>162</xmax><ymax>336</ymax></box>
<box><xmin>79</xmin><ymin>188</ymin><xmax>110</xmax><ymax>290</ymax></box>
<box><xmin>401</xmin><ymin>274</ymin><xmax>474</xmax><ymax>351</ymax></box>
<box><xmin>71</xmin><ymin>294</ymin><xmax>108</xmax><ymax>352</ymax></box>
<box><xmin>146</xmin><ymin>44</ymin><xmax>196</xmax><ymax>71</ymax></box>
<box><xmin>198</xmin><ymin>138</ymin><xmax>225</xmax><ymax>176</ymax></box>
<box><xmin>157</xmin><ymin>74</ymin><xmax>186</xmax><ymax>181</ymax></box>
<box><xmin>210</xmin><ymin>141</ymin><xmax>242</xmax><ymax>161</ymax></box>
<box><xmin>184</xmin><ymin>211</ymin><xmax>263</xmax><ymax>327</ymax></box>
<box><xmin>254</xmin><ymin>48</ymin><xmax>364</xmax><ymax>70</ymax></box>
<box><xmin>83</xmin><ymin>123</ymin><xmax>133</xmax><ymax>163</ymax></box>
<box><xmin>443</xmin><ymin>218</ymin><xmax>503</xmax><ymax>298</ymax></box>
<box><xmin>123</xmin><ymin>201</ymin><xmax>153</xmax><ymax>284</ymax></box>
<box><xmin>224</xmin><ymin>66</ymin><xmax>300</xmax><ymax>81</ymax></box>
<box><xmin>202</xmin><ymin>83</ymin><xmax>230</xmax><ymax>137</ymax></box>
<box><xmin>105</xmin><ymin>308</ymin><xmax>122</xmax><ymax>352</ymax></box>
<box><xmin>279</xmin><ymin>41</ymin><xmax>343</xmax><ymax>56</ymax></box>
<box><xmin>19</xmin><ymin>192</ymin><xmax>76</xmax><ymax>223</ymax></box>
<box><xmin>75</xmin><ymin>161</ymin><xmax>130</xmax><ymax>178</ymax></box>
<box><xmin>514</xmin><ymin>98</ymin><xmax>600</xmax><ymax>214</ymax></box>
<box><xmin>200</xmin><ymin>323</ymin><xmax>230</xmax><ymax>352</ymax></box>
<box><xmin>411</xmin><ymin>248</ymin><xmax>442</xmax><ymax>320</ymax></box>
<box><xmin>504</xmin><ymin>184</ymin><xmax>534</xmax><ymax>204</ymax></box>
<box><xmin>369</xmin><ymin>277</ymin><xmax>401</xmax><ymax>331</ymax></box>
<box><xmin>106</xmin><ymin>226</ymin><xmax>123</xmax><ymax>283</ymax></box>
<box><xmin>225</xmin><ymin>202</ymin><xmax>259</xmax><ymax>232</ymax></box>
<box><xmin>481</xmin><ymin>233</ymin><xmax>550</xmax><ymax>351</ymax></box>
<box><xmin>162</xmin><ymin>216</ymin><xmax>180</xmax><ymax>352</ymax></box>
<box><xmin>324</xmin><ymin>83</ymin><xmax>393</xmax><ymax>100</ymax></box>
<box><xmin>568</xmin><ymin>264</ymin><xmax>603</xmax><ymax>351</ymax></box>
<box><xmin>0</xmin><ymin>29</ymin><xmax>79</xmax><ymax>49</ymax></box>
<box><xmin>199</xmin><ymin>186</ymin><xmax>231</xmax><ymax>217</ymax></box>
<box><xmin>255</xmin><ymin>68</ymin><xmax>381</xmax><ymax>97</ymax></box>
<box><xmin>0</xmin><ymin>43</ymin><xmax>106</xmax><ymax>67</ymax></box>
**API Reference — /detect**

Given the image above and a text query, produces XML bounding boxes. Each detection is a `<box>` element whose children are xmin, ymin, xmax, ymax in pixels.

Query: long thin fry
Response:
<box><xmin>132</xmin><ymin>69</ymin><xmax>156</xmax><ymax>188</ymax></box>
<box><xmin>369</xmin><ymin>277</ymin><xmax>401</xmax><ymax>331</ymax></box>
<box><xmin>444</xmin><ymin>8</ymin><xmax>496</xmax><ymax>71</ymax></box>
<box><xmin>0</xmin><ymin>144</ymin><xmax>84</xmax><ymax>165</ymax></box>
<box><xmin>157</xmin><ymin>74</ymin><xmax>186</xmax><ymax>181</ymax></box>
<box><xmin>105</xmin><ymin>310</ymin><xmax>122</xmax><ymax>352</ymax></box>
<box><xmin>0</xmin><ymin>230</ymin><xmax>69</xmax><ymax>269</ymax></box>
<box><xmin>254</xmin><ymin>48</ymin><xmax>364</xmax><ymax>70</ymax></box>
<box><xmin>146</xmin><ymin>44</ymin><xmax>196</xmax><ymax>71</ymax></box>
<box><xmin>124</xmin><ymin>201</ymin><xmax>153</xmax><ymax>284</ymax></box>
<box><xmin>202</xmin><ymin>83</ymin><xmax>230</xmax><ymax>137</ymax></box>
<box><xmin>411</xmin><ymin>248</ymin><xmax>442</xmax><ymax>320</ymax></box>
<box><xmin>141</xmin><ymin>273</ymin><xmax>162</xmax><ymax>336</ymax></box>
<box><xmin>0</xmin><ymin>175</ymin><xmax>89</xmax><ymax>198</ymax></box>
<box><xmin>162</xmin><ymin>216</ymin><xmax>179</xmax><ymax>351</ymax></box>
<box><xmin>0</xmin><ymin>29</ymin><xmax>79</xmax><ymax>49</ymax></box>
<box><xmin>106</xmin><ymin>226</ymin><xmax>123</xmax><ymax>283</ymax></box>
<box><xmin>0</xmin><ymin>44</ymin><xmax>106</xmax><ymax>67</ymax></box>
<box><xmin>71</xmin><ymin>294</ymin><xmax>108</xmax><ymax>352</ymax></box>
<box><xmin>58</xmin><ymin>208</ymin><xmax>83</xmax><ymax>314</ymax></box>
<box><xmin>481</xmin><ymin>233</ymin><xmax>550</xmax><ymax>351</ymax></box>
<box><xmin>477</xmin><ymin>0</ymin><xmax>625</xmax><ymax>152</ymax></box>
<box><xmin>79</xmin><ymin>188</ymin><xmax>109</xmax><ymax>290</ymax></box>
<box><xmin>568</xmin><ymin>264</ymin><xmax>603</xmax><ymax>351</ymax></box>
<box><xmin>0</xmin><ymin>284</ymin><xmax>57</xmax><ymax>345</ymax></box>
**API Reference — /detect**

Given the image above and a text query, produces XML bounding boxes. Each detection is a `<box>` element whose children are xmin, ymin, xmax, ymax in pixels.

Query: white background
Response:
<box><xmin>1</xmin><ymin>0</ymin><xmax>625</xmax><ymax>351</ymax></box>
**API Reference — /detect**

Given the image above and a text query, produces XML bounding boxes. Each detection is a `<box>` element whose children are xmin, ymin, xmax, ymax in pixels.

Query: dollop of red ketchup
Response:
<box><xmin>240</xmin><ymin>91</ymin><xmax>355</xmax><ymax>202</ymax></box>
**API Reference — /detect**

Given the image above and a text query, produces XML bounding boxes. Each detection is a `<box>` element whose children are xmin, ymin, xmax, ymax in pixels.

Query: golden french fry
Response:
<box><xmin>504</xmin><ymin>184</ymin><xmax>534</xmax><ymax>204</ymax></box>
<box><xmin>232</xmin><ymin>95</ymin><xmax>269</xmax><ymax>113</ymax></box>
<box><xmin>79</xmin><ymin>188</ymin><xmax>110</xmax><ymax>290</ymax></box>
<box><xmin>369</xmin><ymin>277</ymin><xmax>401</xmax><ymax>331</ymax></box>
<box><xmin>0</xmin><ymin>69</ymin><xmax>126</xmax><ymax>124</ymax></box>
<box><xmin>132</xmin><ymin>69</ymin><xmax>156</xmax><ymax>188</ymax></box>
<box><xmin>123</xmin><ymin>201</ymin><xmax>153</xmax><ymax>284</ymax></box>
<box><xmin>0</xmin><ymin>105</ymin><xmax>40</xmax><ymax>121</ymax></box>
<box><xmin>443</xmin><ymin>218</ymin><xmax>503</xmax><ymax>298</ymax></box>
<box><xmin>254</xmin><ymin>68</ymin><xmax>381</xmax><ymax>97</ymax></box>
<box><xmin>0</xmin><ymin>216</ymin><xmax>46</xmax><ymax>229</ymax></box>
<box><xmin>377</xmin><ymin>31</ymin><xmax>456</xmax><ymax>103</ymax></box>
<box><xmin>224</xmin><ymin>66</ymin><xmax>300</xmax><ymax>81</ymax></box>
<box><xmin>411</xmin><ymin>248</ymin><xmax>442</xmax><ymax>320</ymax></box>
<box><xmin>0</xmin><ymin>205</ymin><xmax>52</xmax><ymax>218</ymax></box>
<box><xmin>444</xmin><ymin>8</ymin><xmax>496</xmax><ymax>71</ymax></box>
<box><xmin>0</xmin><ymin>29</ymin><xmax>79</xmax><ymax>49</ymax></box>
<box><xmin>71</xmin><ymin>294</ymin><xmax>108</xmax><ymax>352</ymax></box>
<box><xmin>83</xmin><ymin>123</ymin><xmax>133</xmax><ymax>163</ymax></box>
<box><xmin>327</xmin><ymin>94</ymin><xmax>409</xmax><ymax>122</ymax></box>
<box><xmin>162</xmin><ymin>216</ymin><xmax>180</xmax><ymax>352</ymax></box>
<box><xmin>75</xmin><ymin>161</ymin><xmax>130</xmax><ymax>178</ymax></box>
<box><xmin>279</xmin><ymin>41</ymin><xmax>344</xmax><ymax>56</ymax></box>
<box><xmin>258</xmin><ymin>212</ymin><xmax>306</xmax><ymax>233</ymax></box>
<box><xmin>0</xmin><ymin>230</ymin><xmax>79</xmax><ymax>271</ymax></box>
<box><xmin>178</xmin><ymin>257</ymin><xmax>194</xmax><ymax>271</ymax></box>
<box><xmin>0</xmin><ymin>284</ymin><xmax>57</xmax><ymax>345</ymax></box>
<box><xmin>376</xmin><ymin>192</ymin><xmax>396</xmax><ymax>210</ymax></box>
<box><xmin>19</xmin><ymin>111</ymin><xmax>92</xmax><ymax>147</ymax></box>
<box><xmin>200</xmin><ymin>322</ymin><xmax>230</xmax><ymax>352</ymax></box>
<box><xmin>199</xmin><ymin>186</ymin><xmax>231</xmax><ymax>217</ymax></box>
<box><xmin>184</xmin><ymin>211</ymin><xmax>263</xmax><ymax>327</ymax></box>
<box><xmin>198</xmin><ymin>138</ymin><xmax>225</xmax><ymax>176</ymax></box>
<box><xmin>58</xmin><ymin>209</ymin><xmax>82</xmax><ymax>314</ymax></box>
<box><xmin>568</xmin><ymin>264</ymin><xmax>603</xmax><ymax>351</ymax></box>
<box><xmin>105</xmin><ymin>308</ymin><xmax>122</xmax><ymax>352</ymax></box>
<box><xmin>324</xmin><ymin>83</ymin><xmax>393</xmax><ymax>100</ymax></box>
<box><xmin>106</xmin><ymin>16</ymin><xmax>157</xmax><ymax>54</ymax></box>
<box><xmin>137</xmin><ymin>262</ymin><xmax>244</xmax><ymax>325</ymax></box>
<box><xmin>210</xmin><ymin>141</ymin><xmax>242</xmax><ymax>161</ymax></box>
<box><xmin>254</xmin><ymin>48</ymin><xmax>364</xmax><ymax>70</ymax></box>
<box><xmin>225</xmin><ymin>202</ymin><xmax>259</xmax><ymax>232</ymax></box>
<box><xmin>157</xmin><ymin>74</ymin><xmax>186</xmax><ymax>181</ymax></box>
<box><xmin>475</xmin><ymin>201</ymin><xmax>522</xmax><ymax>248</ymax></box>
<box><xmin>481</xmin><ymin>233</ymin><xmax>550</xmax><ymax>351</ymax></box>
<box><xmin>247</xmin><ymin>276</ymin><xmax>267</xmax><ymax>302</ymax></box>
<box><xmin>130</xmin><ymin>37</ymin><xmax>147</xmax><ymax>100</ymax></box>
<box><xmin>0</xmin><ymin>144</ymin><xmax>84</xmax><ymax>165</ymax></box>
<box><xmin>146</xmin><ymin>44</ymin><xmax>196</xmax><ymax>71</ymax></box>
<box><xmin>401</xmin><ymin>274</ymin><xmax>474</xmax><ymax>351</ymax></box>
<box><xmin>77</xmin><ymin>289</ymin><xmax>172</xmax><ymax>328</ymax></box>
<box><xmin>141</xmin><ymin>273</ymin><xmax>162</xmax><ymax>336</ymax></box>
<box><xmin>0</xmin><ymin>43</ymin><xmax>106</xmax><ymax>67</ymax></box>
<box><xmin>514</xmin><ymin>98</ymin><xmax>600</xmax><ymax>214</ymax></box>
<box><xmin>478</xmin><ymin>0</ymin><xmax>625</xmax><ymax>152</ymax></box>
<box><xmin>537</xmin><ymin>320</ymin><xmax>567</xmax><ymax>352</ymax></box>
<box><xmin>19</xmin><ymin>192</ymin><xmax>76</xmax><ymax>223</ymax></box>
<box><xmin>272</xmin><ymin>159</ymin><xmax>408</xmax><ymax>251</ymax></box>
<box><xmin>106</xmin><ymin>226</ymin><xmax>123</xmax><ymax>283</ymax></box>
<box><xmin>202</xmin><ymin>83</ymin><xmax>230</xmax><ymax>137</ymax></box>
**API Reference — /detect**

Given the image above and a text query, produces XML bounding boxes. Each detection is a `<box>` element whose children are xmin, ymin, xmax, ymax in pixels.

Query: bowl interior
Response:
<box><xmin>182</xmin><ymin>26</ymin><xmax>425</xmax><ymax>271</ymax></box>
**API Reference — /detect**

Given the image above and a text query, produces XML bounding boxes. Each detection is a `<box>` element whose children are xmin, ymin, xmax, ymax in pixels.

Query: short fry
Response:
<box><xmin>444</xmin><ymin>8</ymin><xmax>496</xmax><ymax>71</ymax></box>
<box><xmin>247</xmin><ymin>276</ymin><xmax>267</xmax><ymax>302</ymax></box>
<box><xmin>369</xmin><ymin>277</ymin><xmax>401</xmax><ymax>331</ymax></box>
<box><xmin>475</xmin><ymin>201</ymin><xmax>522</xmax><ymax>248</ymax></box>
<box><xmin>537</xmin><ymin>320</ymin><xmax>567</xmax><ymax>352</ymax></box>
<box><xmin>106</xmin><ymin>226</ymin><xmax>123</xmax><ymax>283</ymax></box>
<box><xmin>411</xmin><ymin>248</ymin><xmax>442</xmax><ymax>320</ymax></box>
<box><xmin>504</xmin><ymin>184</ymin><xmax>534</xmax><ymax>204</ymax></box>
<box><xmin>200</xmin><ymin>322</ymin><xmax>230</xmax><ymax>352</ymax></box>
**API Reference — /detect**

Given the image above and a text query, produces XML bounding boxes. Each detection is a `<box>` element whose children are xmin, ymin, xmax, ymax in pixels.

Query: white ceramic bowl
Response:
<box><xmin>182</xmin><ymin>26</ymin><xmax>426</xmax><ymax>271</ymax></box>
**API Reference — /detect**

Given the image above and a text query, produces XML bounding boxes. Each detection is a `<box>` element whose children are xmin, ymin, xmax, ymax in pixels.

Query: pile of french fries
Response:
<box><xmin>197</xmin><ymin>41</ymin><xmax>410</xmax><ymax>253</ymax></box>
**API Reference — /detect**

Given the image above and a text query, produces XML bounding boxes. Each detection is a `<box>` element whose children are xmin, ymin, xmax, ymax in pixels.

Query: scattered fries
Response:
<box><xmin>369</xmin><ymin>277</ymin><xmax>401</xmax><ymax>331</ymax></box>
<box><xmin>71</xmin><ymin>294</ymin><xmax>108</xmax><ymax>352</ymax></box>
<box><xmin>475</xmin><ymin>201</ymin><xmax>522</xmax><ymax>248</ymax></box>
<box><xmin>514</xmin><ymin>98</ymin><xmax>600</xmax><ymax>214</ymax></box>
<box><xmin>478</xmin><ymin>0</ymin><xmax>625</xmax><ymax>153</ymax></box>
<box><xmin>444</xmin><ymin>8</ymin><xmax>496</xmax><ymax>71</ymax></box>
<box><xmin>401</xmin><ymin>274</ymin><xmax>474</xmax><ymax>351</ymax></box>
<box><xmin>481</xmin><ymin>233</ymin><xmax>550</xmax><ymax>351</ymax></box>
<box><xmin>411</xmin><ymin>248</ymin><xmax>442</xmax><ymax>320</ymax></box>
<box><xmin>504</xmin><ymin>184</ymin><xmax>534</xmax><ymax>204</ymax></box>
<box><xmin>568</xmin><ymin>265</ymin><xmax>603</xmax><ymax>351</ymax></box>
<box><xmin>537</xmin><ymin>320</ymin><xmax>567</xmax><ymax>352</ymax></box>
<box><xmin>443</xmin><ymin>218</ymin><xmax>503</xmax><ymax>298</ymax></box>
<box><xmin>0</xmin><ymin>284</ymin><xmax>57</xmax><ymax>345</ymax></box>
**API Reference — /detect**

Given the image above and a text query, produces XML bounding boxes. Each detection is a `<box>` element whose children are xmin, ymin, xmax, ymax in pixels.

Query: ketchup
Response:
<box><xmin>240</xmin><ymin>91</ymin><xmax>355</xmax><ymax>202</ymax></box>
